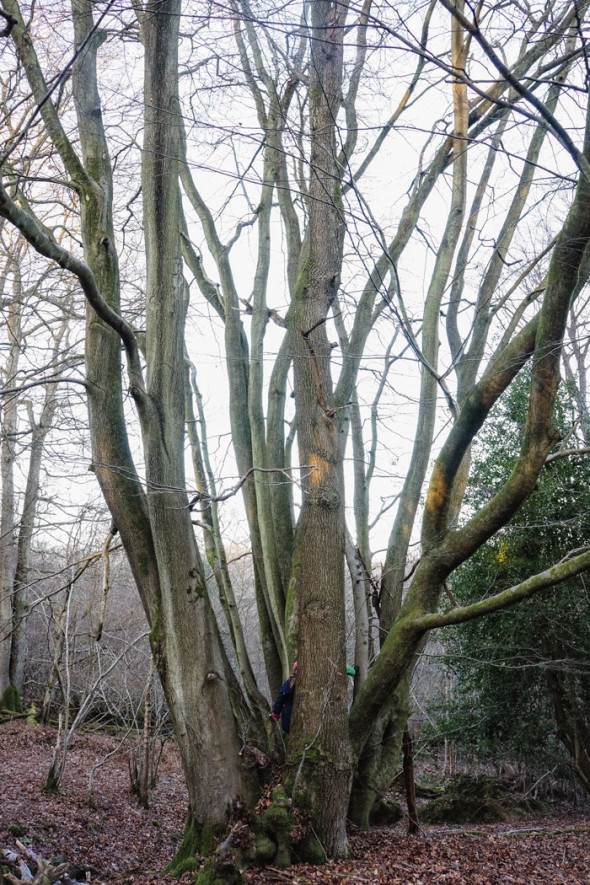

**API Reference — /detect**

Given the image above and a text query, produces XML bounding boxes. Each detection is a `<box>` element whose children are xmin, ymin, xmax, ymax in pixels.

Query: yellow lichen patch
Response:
<box><xmin>425</xmin><ymin>470</ymin><xmax>449</xmax><ymax>514</ymax></box>
<box><xmin>309</xmin><ymin>452</ymin><xmax>330</xmax><ymax>484</ymax></box>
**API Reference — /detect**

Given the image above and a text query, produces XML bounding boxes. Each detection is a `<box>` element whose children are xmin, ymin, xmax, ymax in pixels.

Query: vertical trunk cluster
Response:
<box><xmin>139</xmin><ymin>0</ymin><xmax>257</xmax><ymax>835</ymax></box>
<box><xmin>0</xmin><ymin>0</ymin><xmax>258</xmax><ymax>849</ymax></box>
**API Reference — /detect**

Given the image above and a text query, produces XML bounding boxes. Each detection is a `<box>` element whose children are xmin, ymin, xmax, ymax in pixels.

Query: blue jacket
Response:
<box><xmin>272</xmin><ymin>676</ymin><xmax>295</xmax><ymax>733</ymax></box>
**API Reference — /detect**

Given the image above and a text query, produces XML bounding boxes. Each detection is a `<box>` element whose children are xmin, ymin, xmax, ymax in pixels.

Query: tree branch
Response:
<box><xmin>439</xmin><ymin>0</ymin><xmax>590</xmax><ymax>183</ymax></box>
<box><xmin>0</xmin><ymin>177</ymin><xmax>145</xmax><ymax>396</ymax></box>
<box><xmin>415</xmin><ymin>547</ymin><xmax>590</xmax><ymax>631</ymax></box>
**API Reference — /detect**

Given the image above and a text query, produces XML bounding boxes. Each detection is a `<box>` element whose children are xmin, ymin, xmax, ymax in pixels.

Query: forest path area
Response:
<box><xmin>1</xmin><ymin>721</ymin><xmax>589</xmax><ymax>884</ymax></box>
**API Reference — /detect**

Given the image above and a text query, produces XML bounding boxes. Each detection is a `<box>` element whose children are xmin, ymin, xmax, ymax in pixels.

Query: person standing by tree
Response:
<box><xmin>271</xmin><ymin>662</ymin><xmax>357</xmax><ymax>733</ymax></box>
<box><xmin>271</xmin><ymin>662</ymin><xmax>298</xmax><ymax>733</ymax></box>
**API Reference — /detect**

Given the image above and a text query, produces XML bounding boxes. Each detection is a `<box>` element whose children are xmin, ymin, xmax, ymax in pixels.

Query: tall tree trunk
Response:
<box><xmin>286</xmin><ymin>0</ymin><xmax>352</xmax><ymax>860</ymax></box>
<box><xmin>138</xmin><ymin>0</ymin><xmax>259</xmax><ymax>840</ymax></box>
<box><xmin>0</xmin><ymin>298</ymin><xmax>19</xmax><ymax>696</ymax></box>
<box><xmin>9</xmin><ymin>391</ymin><xmax>58</xmax><ymax>691</ymax></box>
<box><xmin>0</xmin><ymin>0</ymin><xmax>260</xmax><ymax>847</ymax></box>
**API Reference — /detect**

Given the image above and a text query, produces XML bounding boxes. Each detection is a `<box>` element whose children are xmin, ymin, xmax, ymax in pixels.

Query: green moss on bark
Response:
<box><xmin>293</xmin><ymin>835</ymin><xmax>325</xmax><ymax>864</ymax></box>
<box><xmin>165</xmin><ymin>815</ymin><xmax>221</xmax><ymax>875</ymax></box>
<box><xmin>1</xmin><ymin>683</ymin><xmax>21</xmax><ymax>713</ymax></box>
<box><xmin>43</xmin><ymin>766</ymin><xmax>59</xmax><ymax>795</ymax></box>
<box><xmin>193</xmin><ymin>857</ymin><xmax>242</xmax><ymax>885</ymax></box>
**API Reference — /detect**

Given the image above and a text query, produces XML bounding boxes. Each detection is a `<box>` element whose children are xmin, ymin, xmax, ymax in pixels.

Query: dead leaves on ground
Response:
<box><xmin>1</xmin><ymin>720</ymin><xmax>589</xmax><ymax>884</ymax></box>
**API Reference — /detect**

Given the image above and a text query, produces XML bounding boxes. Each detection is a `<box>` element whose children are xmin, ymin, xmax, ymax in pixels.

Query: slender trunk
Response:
<box><xmin>10</xmin><ymin>389</ymin><xmax>58</xmax><ymax>691</ymax></box>
<box><xmin>403</xmin><ymin>726</ymin><xmax>419</xmax><ymax>834</ymax></box>
<box><xmin>0</xmin><ymin>299</ymin><xmax>19</xmax><ymax>695</ymax></box>
<box><xmin>41</xmin><ymin>593</ymin><xmax>69</xmax><ymax>725</ymax></box>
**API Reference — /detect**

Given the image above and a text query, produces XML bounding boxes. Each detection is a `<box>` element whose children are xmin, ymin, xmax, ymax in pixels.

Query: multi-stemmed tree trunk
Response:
<box><xmin>0</xmin><ymin>0</ymin><xmax>257</xmax><ymax>849</ymax></box>
<box><xmin>2</xmin><ymin>0</ymin><xmax>590</xmax><ymax>864</ymax></box>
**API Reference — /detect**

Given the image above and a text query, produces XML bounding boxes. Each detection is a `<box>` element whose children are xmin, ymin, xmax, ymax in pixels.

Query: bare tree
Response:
<box><xmin>1</xmin><ymin>0</ymin><xmax>590</xmax><ymax>863</ymax></box>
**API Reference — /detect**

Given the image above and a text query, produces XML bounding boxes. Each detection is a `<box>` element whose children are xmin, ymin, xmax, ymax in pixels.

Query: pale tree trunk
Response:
<box><xmin>0</xmin><ymin>297</ymin><xmax>20</xmax><ymax>697</ymax></box>
<box><xmin>41</xmin><ymin>588</ymin><xmax>69</xmax><ymax>725</ymax></box>
<box><xmin>9</xmin><ymin>316</ymin><xmax>62</xmax><ymax>691</ymax></box>
<box><xmin>9</xmin><ymin>388</ymin><xmax>58</xmax><ymax>691</ymax></box>
<box><xmin>286</xmin><ymin>0</ymin><xmax>352</xmax><ymax>860</ymax></box>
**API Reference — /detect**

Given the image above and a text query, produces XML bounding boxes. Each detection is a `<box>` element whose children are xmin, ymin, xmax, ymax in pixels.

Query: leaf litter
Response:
<box><xmin>1</xmin><ymin>721</ymin><xmax>588</xmax><ymax>884</ymax></box>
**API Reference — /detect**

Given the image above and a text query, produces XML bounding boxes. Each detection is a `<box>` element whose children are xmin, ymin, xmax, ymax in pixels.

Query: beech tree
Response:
<box><xmin>1</xmin><ymin>0</ymin><xmax>590</xmax><ymax>865</ymax></box>
<box><xmin>0</xmin><ymin>0</ymin><xmax>259</xmax><ymax>850</ymax></box>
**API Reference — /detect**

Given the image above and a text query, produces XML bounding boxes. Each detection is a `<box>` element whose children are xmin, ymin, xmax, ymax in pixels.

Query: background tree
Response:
<box><xmin>438</xmin><ymin>370</ymin><xmax>590</xmax><ymax>789</ymax></box>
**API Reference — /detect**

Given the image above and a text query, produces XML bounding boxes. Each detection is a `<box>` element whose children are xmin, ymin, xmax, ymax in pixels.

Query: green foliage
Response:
<box><xmin>438</xmin><ymin>372</ymin><xmax>590</xmax><ymax>770</ymax></box>
<box><xmin>1</xmin><ymin>683</ymin><xmax>22</xmax><ymax>713</ymax></box>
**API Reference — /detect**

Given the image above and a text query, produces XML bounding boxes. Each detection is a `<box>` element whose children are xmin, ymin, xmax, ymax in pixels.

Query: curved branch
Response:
<box><xmin>0</xmin><ymin>178</ymin><xmax>145</xmax><ymax>394</ymax></box>
<box><xmin>415</xmin><ymin>547</ymin><xmax>590</xmax><ymax>631</ymax></box>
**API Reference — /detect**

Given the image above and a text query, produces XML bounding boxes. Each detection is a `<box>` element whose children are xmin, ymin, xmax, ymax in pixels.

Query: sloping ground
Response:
<box><xmin>1</xmin><ymin>720</ymin><xmax>589</xmax><ymax>884</ymax></box>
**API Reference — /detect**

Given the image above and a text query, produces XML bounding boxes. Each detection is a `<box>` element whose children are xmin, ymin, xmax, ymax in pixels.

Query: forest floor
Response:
<box><xmin>1</xmin><ymin>719</ymin><xmax>589</xmax><ymax>885</ymax></box>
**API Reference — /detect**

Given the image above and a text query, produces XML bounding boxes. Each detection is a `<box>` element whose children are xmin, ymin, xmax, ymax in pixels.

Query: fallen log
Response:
<box><xmin>1</xmin><ymin>843</ymin><xmax>83</xmax><ymax>884</ymax></box>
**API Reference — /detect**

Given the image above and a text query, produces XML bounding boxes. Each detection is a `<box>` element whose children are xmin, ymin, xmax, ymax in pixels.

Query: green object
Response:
<box><xmin>346</xmin><ymin>665</ymin><xmax>356</xmax><ymax>677</ymax></box>
<box><xmin>436</xmin><ymin>372</ymin><xmax>590</xmax><ymax>777</ymax></box>
<box><xmin>1</xmin><ymin>683</ymin><xmax>21</xmax><ymax>713</ymax></box>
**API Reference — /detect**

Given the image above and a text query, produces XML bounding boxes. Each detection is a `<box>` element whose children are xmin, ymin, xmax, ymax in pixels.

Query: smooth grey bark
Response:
<box><xmin>0</xmin><ymin>298</ymin><xmax>18</xmax><ymax>696</ymax></box>
<box><xmin>9</xmin><ymin>383</ymin><xmax>59</xmax><ymax>691</ymax></box>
